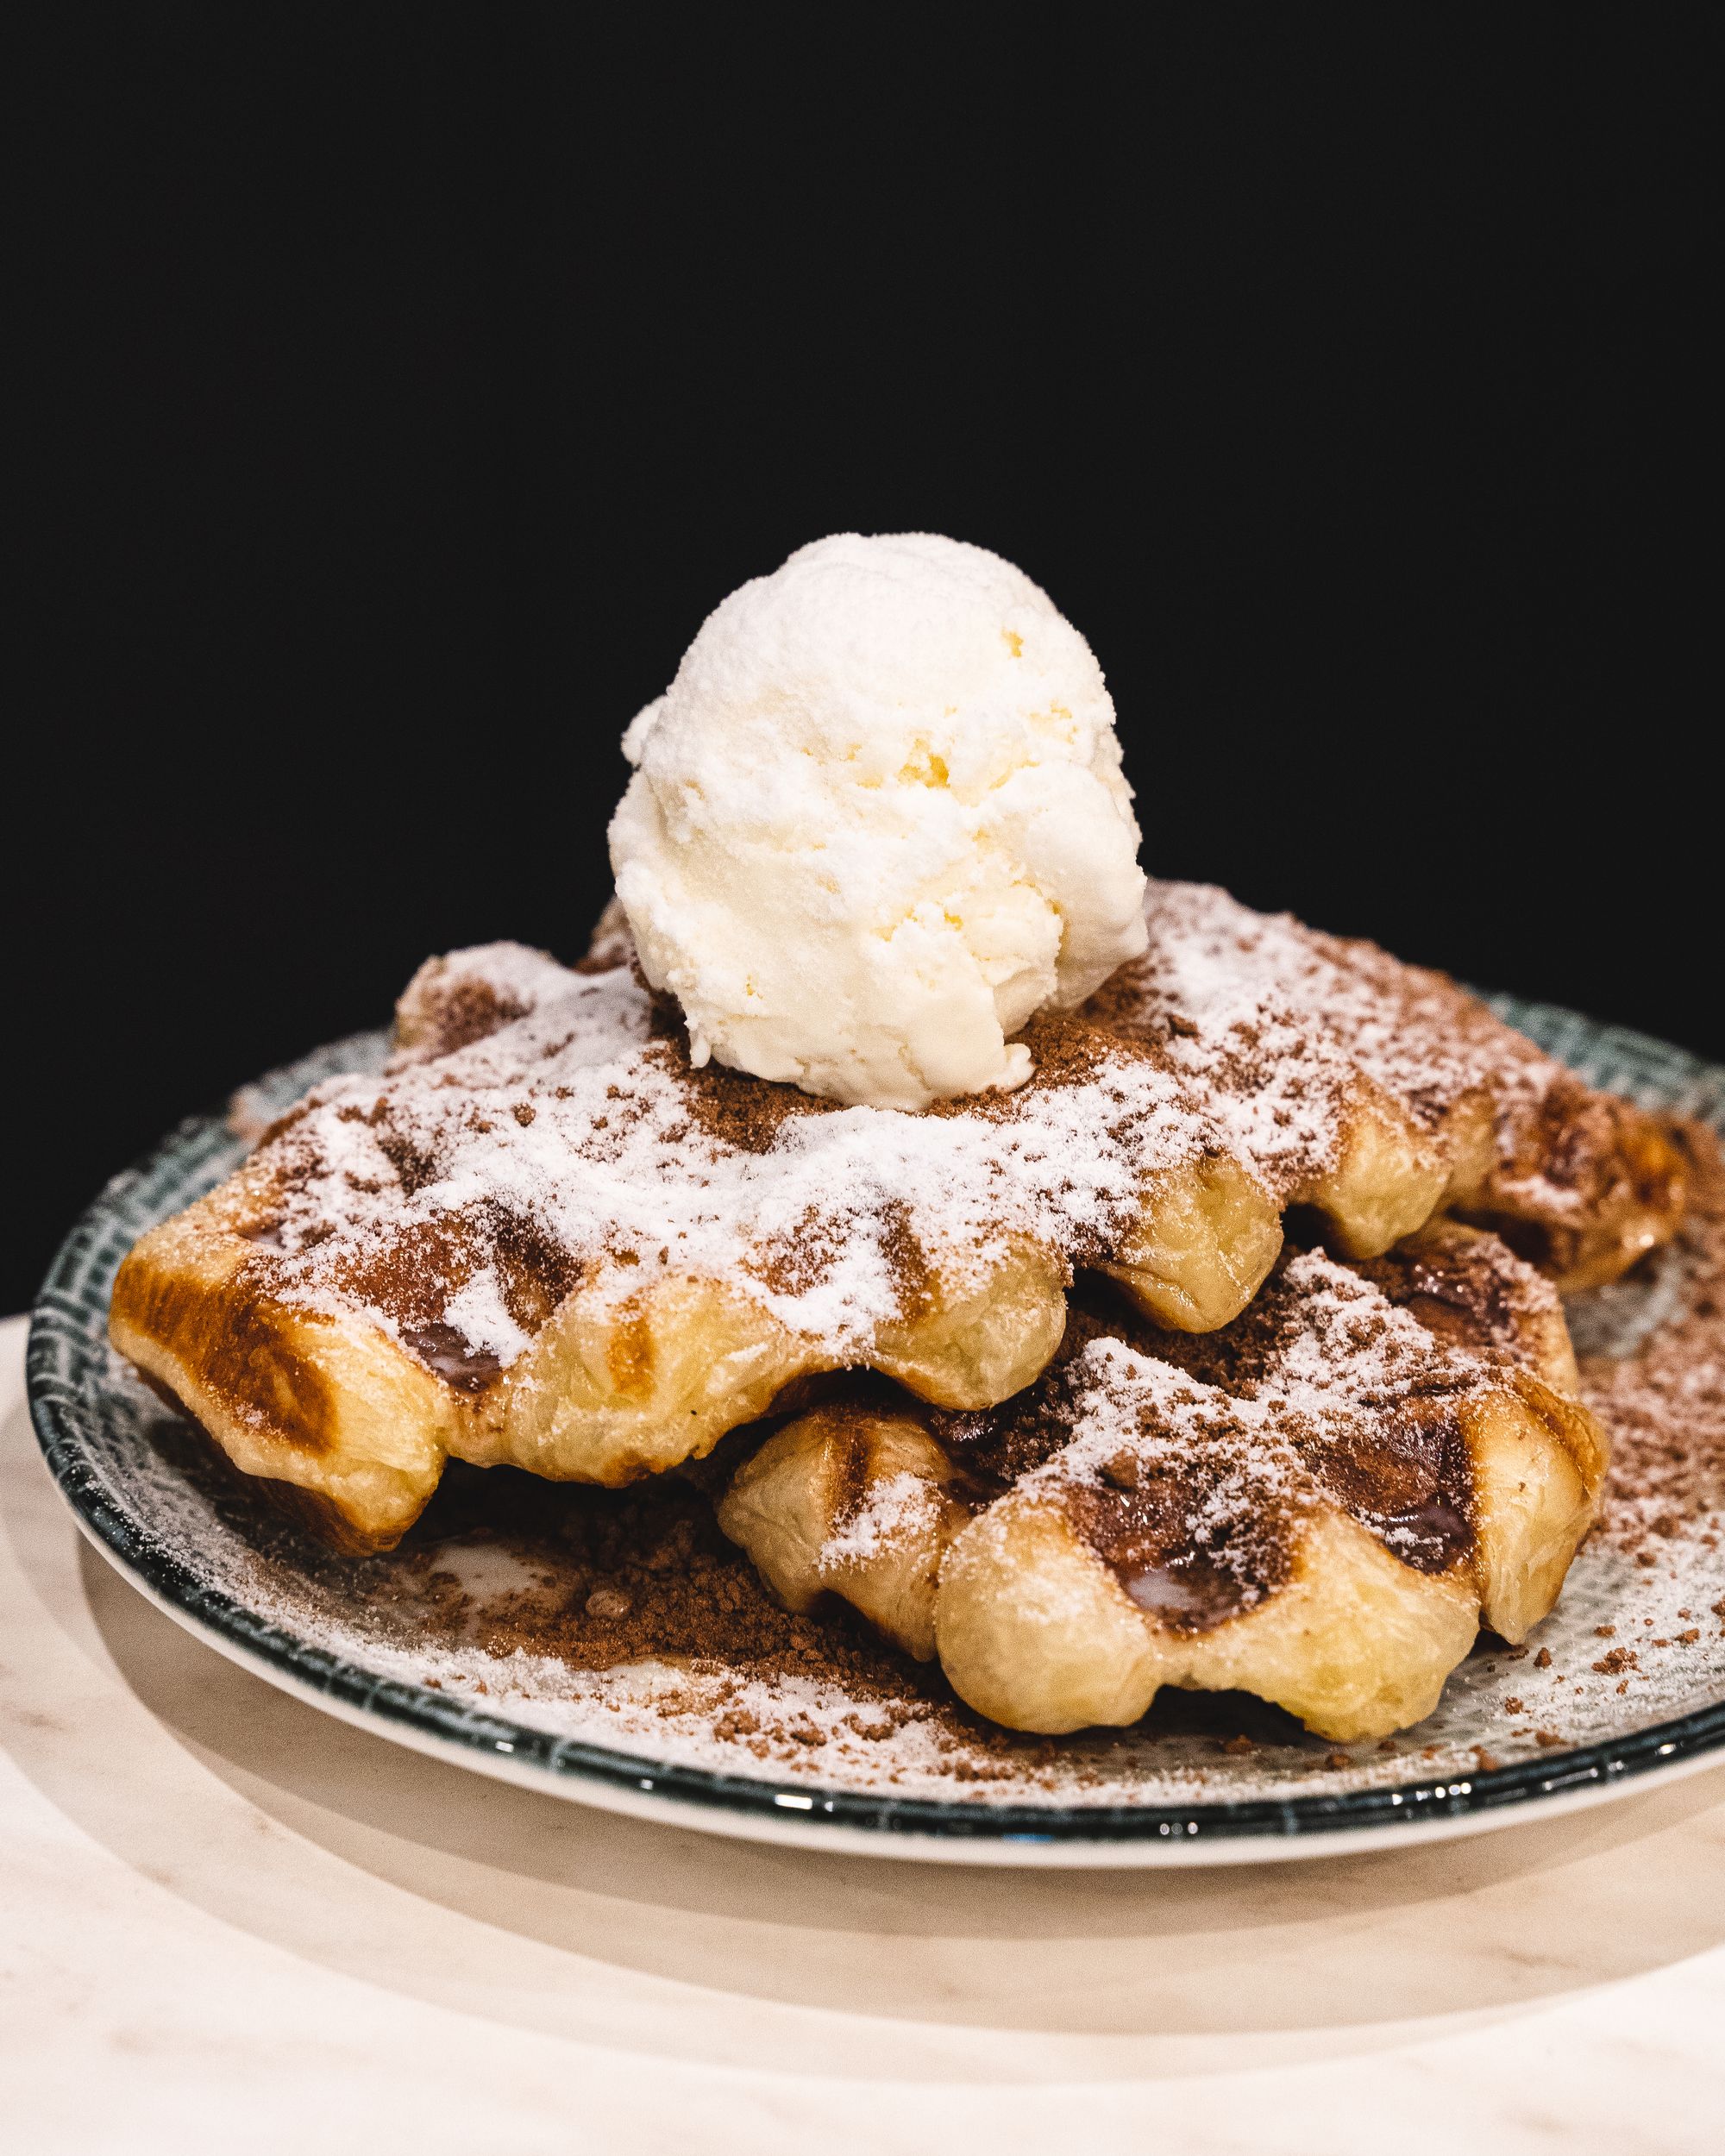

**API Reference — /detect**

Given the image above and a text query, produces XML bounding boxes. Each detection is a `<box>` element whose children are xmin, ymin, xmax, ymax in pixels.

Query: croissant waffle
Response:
<box><xmin>717</xmin><ymin>1222</ymin><xmax>1606</xmax><ymax>1741</ymax></box>
<box><xmin>111</xmin><ymin>884</ymin><xmax>1676</xmax><ymax>1552</ymax></box>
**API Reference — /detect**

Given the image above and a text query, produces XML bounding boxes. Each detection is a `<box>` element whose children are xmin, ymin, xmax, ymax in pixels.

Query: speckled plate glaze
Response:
<box><xmin>28</xmin><ymin>1001</ymin><xmax>1725</xmax><ymax>1865</ymax></box>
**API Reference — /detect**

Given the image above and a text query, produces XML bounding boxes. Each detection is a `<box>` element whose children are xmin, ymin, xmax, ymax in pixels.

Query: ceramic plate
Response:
<box><xmin>28</xmin><ymin>1000</ymin><xmax>1725</xmax><ymax>1865</ymax></box>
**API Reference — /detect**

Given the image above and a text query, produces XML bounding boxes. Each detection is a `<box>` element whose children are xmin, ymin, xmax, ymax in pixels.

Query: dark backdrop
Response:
<box><xmin>9</xmin><ymin>8</ymin><xmax>1716</xmax><ymax>1313</ymax></box>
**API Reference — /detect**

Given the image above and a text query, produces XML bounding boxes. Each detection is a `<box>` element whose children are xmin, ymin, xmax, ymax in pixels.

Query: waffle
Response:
<box><xmin>110</xmin><ymin>884</ymin><xmax>1677</xmax><ymax>1552</ymax></box>
<box><xmin>1112</xmin><ymin>881</ymin><xmax>1683</xmax><ymax>1294</ymax></box>
<box><xmin>716</xmin><ymin>1223</ymin><xmax>1606</xmax><ymax>1740</ymax></box>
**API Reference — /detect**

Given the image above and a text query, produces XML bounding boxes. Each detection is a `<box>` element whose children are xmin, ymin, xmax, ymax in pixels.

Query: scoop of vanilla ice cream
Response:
<box><xmin>607</xmin><ymin>532</ymin><xmax>1148</xmax><ymax>1111</ymax></box>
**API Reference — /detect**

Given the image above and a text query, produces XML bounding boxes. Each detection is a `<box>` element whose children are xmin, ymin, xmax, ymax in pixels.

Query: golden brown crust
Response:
<box><xmin>718</xmin><ymin>1226</ymin><xmax>1607</xmax><ymax>1741</ymax></box>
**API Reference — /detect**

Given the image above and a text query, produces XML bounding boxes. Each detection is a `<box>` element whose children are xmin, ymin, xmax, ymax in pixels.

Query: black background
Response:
<box><xmin>10</xmin><ymin>9</ymin><xmax>1716</xmax><ymax>1315</ymax></box>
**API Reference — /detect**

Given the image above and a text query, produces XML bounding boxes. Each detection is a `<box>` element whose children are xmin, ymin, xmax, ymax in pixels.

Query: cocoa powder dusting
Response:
<box><xmin>1585</xmin><ymin>1122</ymin><xmax>1725</xmax><ymax>1556</ymax></box>
<box><xmin>373</xmin><ymin>1459</ymin><xmax>1062</xmax><ymax>1782</ymax></box>
<box><xmin>173</xmin><ymin>923</ymin><xmax>1725</xmax><ymax>1796</ymax></box>
<box><xmin>219</xmin><ymin>885</ymin><xmax>1684</xmax><ymax>1398</ymax></box>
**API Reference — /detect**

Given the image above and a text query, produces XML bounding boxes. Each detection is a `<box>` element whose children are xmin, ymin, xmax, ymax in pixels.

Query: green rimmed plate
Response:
<box><xmin>27</xmin><ymin>1000</ymin><xmax>1725</xmax><ymax>1864</ymax></box>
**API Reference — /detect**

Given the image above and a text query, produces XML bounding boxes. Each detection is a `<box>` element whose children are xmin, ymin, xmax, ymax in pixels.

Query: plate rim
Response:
<box><xmin>50</xmin><ymin>1504</ymin><xmax>1725</xmax><ymax>1866</ymax></box>
<box><xmin>28</xmin><ymin>1002</ymin><xmax>1725</xmax><ymax>1863</ymax></box>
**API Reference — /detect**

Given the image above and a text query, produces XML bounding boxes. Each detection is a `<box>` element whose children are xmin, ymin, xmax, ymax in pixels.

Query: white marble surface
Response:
<box><xmin>5</xmin><ymin>1311</ymin><xmax>1725</xmax><ymax>2153</ymax></box>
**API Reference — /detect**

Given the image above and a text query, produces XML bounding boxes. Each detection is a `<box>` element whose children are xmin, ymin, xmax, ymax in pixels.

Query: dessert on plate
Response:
<box><xmin>718</xmin><ymin>1222</ymin><xmax>1603</xmax><ymax>1740</ymax></box>
<box><xmin>108</xmin><ymin>533</ymin><xmax>1685</xmax><ymax>1743</ymax></box>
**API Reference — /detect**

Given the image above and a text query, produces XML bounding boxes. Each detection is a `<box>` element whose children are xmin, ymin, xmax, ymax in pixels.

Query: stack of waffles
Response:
<box><xmin>111</xmin><ymin>881</ymin><xmax>1686</xmax><ymax>1741</ymax></box>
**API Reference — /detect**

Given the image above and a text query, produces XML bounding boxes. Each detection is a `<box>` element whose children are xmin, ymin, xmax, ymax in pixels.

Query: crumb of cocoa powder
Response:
<box><xmin>1587</xmin><ymin>1125</ymin><xmax>1725</xmax><ymax>1557</ymax></box>
<box><xmin>388</xmin><ymin>1461</ymin><xmax>991</xmax><ymax>1771</ymax></box>
<box><xmin>262</xmin><ymin>1113</ymin><xmax>1725</xmax><ymax>1801</ymax></box>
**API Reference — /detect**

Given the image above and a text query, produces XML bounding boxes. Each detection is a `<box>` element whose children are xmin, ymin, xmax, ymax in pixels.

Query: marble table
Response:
<box><xmin>4</xmin><ymin>1312</ymin><xmax>1724</xmax><ymax>2154</ymax></box>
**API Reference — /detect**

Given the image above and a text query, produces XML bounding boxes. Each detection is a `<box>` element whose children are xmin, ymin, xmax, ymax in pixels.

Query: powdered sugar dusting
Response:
<box><xmin>1028</xmin><ymin>1250</ymin><xmax>1490</xmax><ymax>1488</ymax></box>
<box><xmin>234</xmin><ymin>882</ymin><xmax>1665</xmax><ymax>1387</ymax></box>
<box><xmin>1264</xmin><ymin>1250</ymin><xmax>1484</xmax><ymax>1430</ymax></box>
<box><xmin>823</xmin><ymin>1471</ymin><xmax>944</xmax><ymax>1570</ymax></box>
<box><xmin>1139</xmin><ymin>879</ymin><xmax>1547</xmax><ymax>1138</ymax></box>
<box><xmin>440</xmin><ymin>1273</ymin><xmax>532</xmax><ymax>1366</ymax></box>
<box><xmin>247</xmin><ymin>951</ymin><xmax>1219</xmax><ymax>1373</ymax></box>
<box><xmin>982</xmin><ymin>1247</ymin><xmax>1498</xmax><ymax>1615</ymax></box>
